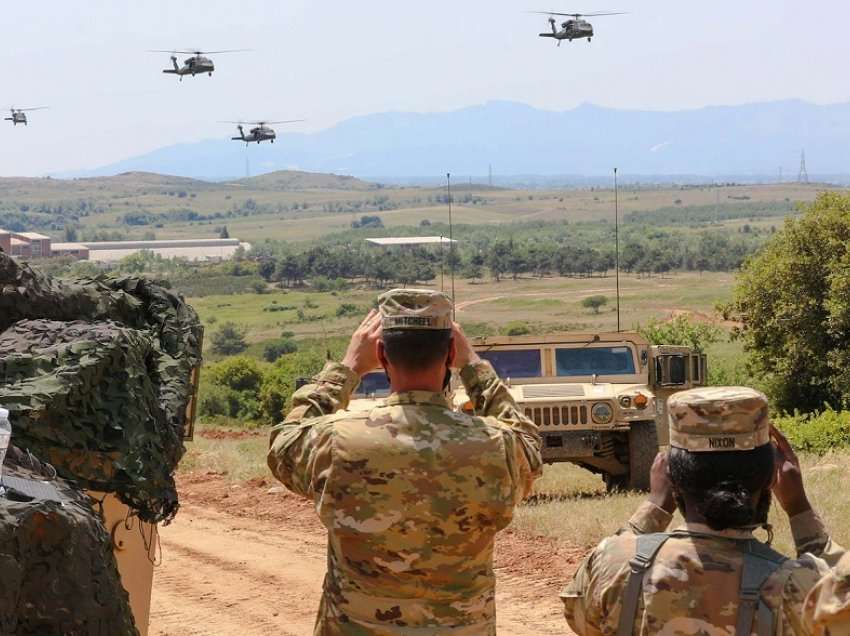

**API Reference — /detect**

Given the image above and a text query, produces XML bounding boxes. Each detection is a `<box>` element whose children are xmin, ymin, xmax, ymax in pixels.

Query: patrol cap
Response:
<box><xmin>668</xmin><ymin>386</ymin><xmax>770</xmax><ymax>452</ymax></box>
<box><xmin>378</xmin><ymin>288</ymin><xmax>453</xmax><ymax>331</ymax></box>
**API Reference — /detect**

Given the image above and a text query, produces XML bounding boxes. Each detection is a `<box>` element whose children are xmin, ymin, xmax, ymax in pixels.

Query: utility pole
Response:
<box><xmin>798</xmin><ymin>149</ymin><xmax>809</xmax><ymax>183</ymax></box>
<box><xmin>447</xmin><ymin>173</ymin><xmax>456</xmax><ymax>318</ymax></box>
<box><xmin>614</xmin><ymin>168</ymin><xmax>620</xmax><ymax>333</ymax></box>
<box><xmin>488</xmin><ymin>163</ymin><xmax>493</xmax><ymax>187</ymax></box>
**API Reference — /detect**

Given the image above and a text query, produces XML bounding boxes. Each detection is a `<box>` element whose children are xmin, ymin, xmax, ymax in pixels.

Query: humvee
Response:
<box><xmin>352</xmin><ymin>331</ymin><xmax>706</xmax><ymax>491</ymax></box>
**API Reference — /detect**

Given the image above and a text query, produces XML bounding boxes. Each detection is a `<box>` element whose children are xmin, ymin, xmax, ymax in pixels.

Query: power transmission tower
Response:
<box><xmin>798</xmin><ymin>149</ymin><xmax>809</xmax><ymax>183</ymax></box>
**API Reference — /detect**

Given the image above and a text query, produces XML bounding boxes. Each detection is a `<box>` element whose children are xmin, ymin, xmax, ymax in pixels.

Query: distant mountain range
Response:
<box><xmin>61</xmin><ymin>100</ymin><xmax>850</xmax><ymax>183</ymax></box>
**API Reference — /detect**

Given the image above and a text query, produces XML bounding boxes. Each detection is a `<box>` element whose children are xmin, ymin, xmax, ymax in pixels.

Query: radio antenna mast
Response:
<box><xmin>614</xmin><ymin>168</ymin><xmax>621</xmax><ymax>332</ymax></box>
<box><xmin>447</xmin><ymin>172</ymin><xmax>456</xmax><ymax>319</ymax></box>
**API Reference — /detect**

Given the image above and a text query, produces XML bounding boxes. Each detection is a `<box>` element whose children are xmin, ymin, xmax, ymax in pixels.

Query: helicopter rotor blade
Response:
<box><xmin>14</xmin><ymin>106</ymin><xmax>49</xmax><ymax>112</ymax></box>
<box><xmin>149</xmin><ymin>48</ymin><xmax>252</xmax><ymax>55</ymax></box>
<box><xmin>529</xmin><ymin>10</ymin><xmax>626</xmax><ymax>17</ymax></box>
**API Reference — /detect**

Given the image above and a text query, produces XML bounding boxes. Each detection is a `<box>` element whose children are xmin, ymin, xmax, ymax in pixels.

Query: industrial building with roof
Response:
<box><xmin>1</xmin><ymin>229</ymin><xmax>250</xmax><ymax>263</ymax></box>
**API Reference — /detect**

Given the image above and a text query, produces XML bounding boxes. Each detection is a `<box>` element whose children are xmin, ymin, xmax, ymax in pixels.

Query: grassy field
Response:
<box><xmin>189</xmin><ymin>271</ymin><xmax>737</xmax><ymax>357</ymax></box>
<box><xmin>0</xmin><ymin>171</ymin><xmax>829</xmax><ymax>244</ymax></box>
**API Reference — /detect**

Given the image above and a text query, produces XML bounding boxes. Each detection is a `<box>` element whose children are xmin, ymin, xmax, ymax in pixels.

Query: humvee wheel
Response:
<box><xmin>625</xmin><ymin>421</ymin><xmax>658</xmax><ymax>491</ymax></box>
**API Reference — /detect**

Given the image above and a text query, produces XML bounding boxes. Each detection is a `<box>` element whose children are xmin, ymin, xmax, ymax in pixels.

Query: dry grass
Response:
<box><xmin>180</xmin><ymin>423</ymin><xmax>850</xmax><ymax>562</ymax></box>
<box><xmin>514</xmin><ymin>451</ymin><xmax>850</xmax><ymax>556</ymax></box>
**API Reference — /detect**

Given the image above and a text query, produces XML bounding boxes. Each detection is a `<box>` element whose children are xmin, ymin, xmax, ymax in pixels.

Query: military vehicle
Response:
<box><xmin>149</xmin><ymin>48</ymin><xmax>249</xmax><ymax>80</ymax></box>
<box><xmin>225</xmin><ymin>119</ymin><xmax>304</xmax><ymax>145</ymax></box>
<box><xmin>4</xmin><ymin>106</ymin><xmax>48</xmax><ymax>126</ymax></box>
<box><xmin>353</xmin><ymin>331</ymin><xmax>705</xmax><ymax>491</ymax></box>
<box><xmin>532</xmin><ymin>11</ymin><xmax>625</xmax><ymax>45</ymax></box>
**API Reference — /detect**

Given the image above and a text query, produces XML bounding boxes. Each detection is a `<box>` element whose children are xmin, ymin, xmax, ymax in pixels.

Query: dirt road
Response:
<box><xmin>149</xmin><ymin>475</ymin><xmax>579</xmax><ymax>636</ymax></box>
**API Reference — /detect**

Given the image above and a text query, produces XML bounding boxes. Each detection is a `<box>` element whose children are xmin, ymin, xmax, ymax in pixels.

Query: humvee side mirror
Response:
<box><xmin>654</xmin><ymin>354</ymin><xmax>688</xmax><ymax>387</ymax></box>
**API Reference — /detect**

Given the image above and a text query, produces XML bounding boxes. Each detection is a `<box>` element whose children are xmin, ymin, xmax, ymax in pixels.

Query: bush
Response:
<box><xmin>199</xmin><ymin>357</ymin><xmax>266</xmax><ymax>421</ymax></box>
<box><xmin>251</xmin><ymin>281</ymin><xmax>267</xmax><ymax>294</ymax></box>
<box><xmin>335</xmin><ymin>303</ymin><xmax>359</xmax><ymax>318</ymax></box>
<box><xmin>505</xmin><ymin>321</ymin><xmax>531</xmax><ymax>336</ymax></box>
<box><xmin>637</xmin><ymin>315</ymin><xmax>721</xmax><ymax>353</ymax></box>
<box><xmin>581</xmin><ymin>295</ymin><xmax>608</xmax><ymax>314</ymax></box>
<box><xmin>263</xmin><ymin>338</ymin><xmax>298</xmax><ymax>362</ymax></box>
<box><xmin>210</xmin><ymin>322</ymin><xmax>248</xmax><ymax>355</ymax></box>
<box><xmin>775</xmin><ymin>409</ymin><xmax>850</xmax><ymax>455</ymax></box>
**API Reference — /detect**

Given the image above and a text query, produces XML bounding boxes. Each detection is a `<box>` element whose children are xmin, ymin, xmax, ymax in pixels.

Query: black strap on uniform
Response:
<box><xmin>615</xmin><ymin>532</ymin><xmax>786</xmax><ymax>636</ymax></box>
<box><xmin>734</xmin><ymin>540</ymin><xmax>786</xmax><ymax>636</ymax></box>
<box><xmin>615</xmin><ymin>533</ymin><xmax>671</xmax><ymax>636</ymax></box>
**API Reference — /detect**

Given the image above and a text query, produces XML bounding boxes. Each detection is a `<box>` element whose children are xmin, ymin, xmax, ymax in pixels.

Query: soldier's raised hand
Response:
<box><xmin>451</xmin><ymin>322</ymin><xmax>481</xmax><ymax>370</ymax></box>
<box><xmin>770</xmin><ymin>425</ymin><xmax>811</xmax><ymax>517</ymax></box>
<box><xmin>647</xmin><ymin>451</ymin><xmax>676</xmax><ymax>513</ymax></box>
<box><xmin>342</xmin><ymin>309</ymin><xmax>382</xmax><ymax>376</ymax></box>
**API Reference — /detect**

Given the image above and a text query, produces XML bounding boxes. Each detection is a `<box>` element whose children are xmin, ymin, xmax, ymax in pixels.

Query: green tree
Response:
<box><xmin>263</xmin><ymin>339</ymin><xmax>298</xmax><ymax>362</ymax></box>
<box><xmin>581</xmin><ymin>295</ymin><xmax>609</xmax><ymax>314</ymax></box>
<box><xmin>727</xmin><ymin>192</ymin><xmax>850</xmax><ymax>412</ymax></box>
<box><xmin>637</xmin><ymin>315</ymin><xmax>721</xmax><ymax>353</ymax></box>
<box><xmin>210</xmin><ymin>322</ymin><xmax>248</xmax><ymax>355</ymax></box>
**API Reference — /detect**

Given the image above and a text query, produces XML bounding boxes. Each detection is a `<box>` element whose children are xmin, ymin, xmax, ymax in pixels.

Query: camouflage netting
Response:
<box><xmin>0</xmin><ymin>446</ymin><xmax>139</xmax><ymax>635</ymax></box>
<box><xmin>0</xmin><ymin>252</ymin><xmax>202</xmax><ymax>522</ymax></box>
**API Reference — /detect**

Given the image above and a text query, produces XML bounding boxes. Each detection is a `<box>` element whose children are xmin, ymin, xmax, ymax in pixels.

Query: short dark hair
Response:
<box><xmin>668</xmin><ymin>444</ymin><xmax>774</xmax><ymax>531</ymax></box>
<box><xmin>382</xmin><ymin>329</ymin><xmax>452</xmax><ymax>371</ymax></box>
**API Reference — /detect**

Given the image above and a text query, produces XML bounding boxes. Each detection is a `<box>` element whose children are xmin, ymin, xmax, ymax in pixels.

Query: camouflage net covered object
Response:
<box><xmin>0</xmin><ymin>252</ymin><xmax>202</xmax><ymax>522</ymax></box>
<box><xmin>0</xmin><ymin>446</ymin><xmax>138</xmax><ymax>635</ymax></box>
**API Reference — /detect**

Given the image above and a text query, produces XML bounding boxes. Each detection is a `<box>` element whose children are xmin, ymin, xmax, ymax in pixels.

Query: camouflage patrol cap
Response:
<box><xmin>378</xmin><ymin>288</ymin><xmax>453</xmax><ymax>331</ymax></box>
<box><xmin>668</xmin><ymin>386</ymin><xmax>770</xmax><ymax>452</ymax></box>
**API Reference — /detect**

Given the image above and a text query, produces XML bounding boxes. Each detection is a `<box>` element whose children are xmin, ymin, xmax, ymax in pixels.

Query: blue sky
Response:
<box><xmin>1</xmin><ymin>0</ymin><xmax>848</xmax><ymax>175</ymax></box>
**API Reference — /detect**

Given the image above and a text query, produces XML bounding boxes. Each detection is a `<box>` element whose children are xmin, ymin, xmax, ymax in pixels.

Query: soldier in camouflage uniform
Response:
<box><xmin>562</xmin><ymin>386</ymin><xmax>847</xmax><ymax>636</ymax></box>
<box><xmin>267</xmin><ymin>289</ymin><xmax>542</xmax><ymax>635</ymax></box>
<box><xmin>804</xmin><ymin>552</ymin><xmax>850</xmax><ymax>635</ymax></box>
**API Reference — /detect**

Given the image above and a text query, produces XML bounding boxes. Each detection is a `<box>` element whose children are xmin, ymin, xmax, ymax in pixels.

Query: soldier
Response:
<box><xmin>267</xmin><ymin>289</ymin><xmax>542</xmax><ymax>635</ymax></box>
<box><xmin>561</xmin><ymin>386</ymin><xmax>847</xmax><ymax>636</ymax></box>
<box><xmin>804</xmin><ymin>553</ymin><xmax>850</xmax><ymax>635</ymax></box>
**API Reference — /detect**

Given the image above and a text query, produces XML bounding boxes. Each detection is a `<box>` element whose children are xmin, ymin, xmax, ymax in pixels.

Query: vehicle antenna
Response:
<box><xmin>447</xmin><ymin>172</ymin><xmax>456</xmax><ymax>319</ymax></box>
<box><xmin>614</xmin><ymin>167</ymin><xmax>620</xmax><ymax>332</ymax></box>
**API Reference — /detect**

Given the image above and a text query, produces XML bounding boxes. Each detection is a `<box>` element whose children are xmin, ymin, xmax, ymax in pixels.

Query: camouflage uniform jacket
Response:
<box><xmin>803</xmin><ymin>551</ymin><xmax>850</xmax><ymax>636</ymax></box>
<box><xmin>562</xmin><ymin>501</ymin><xmax>846</xmax><ymax>635</ymax></box>
<box><xmin>268</xmin><ymin>360</ymin><xmax>542</xmax><ymax>636</ymax></box>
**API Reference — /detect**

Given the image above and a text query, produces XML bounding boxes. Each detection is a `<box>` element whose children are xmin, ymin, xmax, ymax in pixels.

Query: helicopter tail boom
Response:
<box><xmin>163</xmin><ymin>56</ymin><xmax>180</xmax><ymax>74</ymax></box>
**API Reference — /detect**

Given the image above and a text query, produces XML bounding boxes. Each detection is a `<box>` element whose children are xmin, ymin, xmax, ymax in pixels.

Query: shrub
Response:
<box><xmin>637</xmin><ymin>315</ymin><xmax>721</xmax><ymax>353</ymax></box>
<box><xmin>210</xmin><ymin>322</ymin><xmax>247</xmax><ymax>355</ymax></box>
<box><xmin>581</xmin><ymin>295</ymin><xmax>608</xmax><ymax>314</ymax></box>
<box><xmin>251</xmin><ymin>281</ymin><xmax>267</xmax><ymax>294</ymax></box>
<box><xmin>505</xmin><ymin>321</ymin><xmax>531</xmax><ymax>336</ymax></box>
<box><xmin>775</xmin><ymin>409</ymin><xmax>850</xmax><ymax>455</ymax></box>
<box><xmin>335</xmin><ymin>303</ymin><xmax>359</xmax><ymax>318</ymax></box>
<box><xmin>263</xmin><ymin>338</ymin><xmax>298</xmax><ymax>362</ymax></box>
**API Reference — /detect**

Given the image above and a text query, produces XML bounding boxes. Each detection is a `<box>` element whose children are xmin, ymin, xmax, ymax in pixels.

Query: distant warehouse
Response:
<box><xmin>52</xmin><ymin>238</ymin><xmax>251</xmax><ymax>263</ymax></box>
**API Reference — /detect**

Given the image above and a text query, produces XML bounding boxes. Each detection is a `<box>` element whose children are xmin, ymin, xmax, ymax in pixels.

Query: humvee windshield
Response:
<box><xmin>479</xmin><ymin>350</ymin><xmax>542</xmax><ymax>379</ymax></box>
<box><xmin>358</xmin><ymin>371</ymin><xmax>390</xmax><ymax>396</ymax></box>
<box><xmin>555</xmin><ymin>346</ymin><xmax>636</xmax><ymax>376</ymax></box>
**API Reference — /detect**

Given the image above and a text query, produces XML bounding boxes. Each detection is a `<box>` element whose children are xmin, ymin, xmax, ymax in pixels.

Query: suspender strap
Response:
<box><xmin>615</xmin><ymin>533</ymin><xmax>671</xmax><ymax>636</ymax></box>
<box><xmin>734</xmin><ymin>540</ymin><xmax>786</xmax><ymax>636</ymax></box>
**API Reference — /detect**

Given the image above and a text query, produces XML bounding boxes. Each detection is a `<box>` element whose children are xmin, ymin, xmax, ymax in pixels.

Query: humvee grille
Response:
<box><xmin>522</xmin><ymin>385</ymin><xmax>585</xmax><ymax>398</ymax></box>
<box><xmin>524</xmin><ymin>405</ymin><xmax>589</xmax><ymax>427</ymax></box>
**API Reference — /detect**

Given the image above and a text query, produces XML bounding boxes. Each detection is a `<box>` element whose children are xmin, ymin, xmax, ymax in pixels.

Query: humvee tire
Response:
<box><xmin>626</xmin><ymin>421</ymin><xmax>658</xmax><ymax>491</ymax></box>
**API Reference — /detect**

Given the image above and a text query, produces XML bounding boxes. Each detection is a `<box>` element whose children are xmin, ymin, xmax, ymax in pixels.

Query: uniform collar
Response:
<box><xmin>675</xmin><ymin>522</ymin><xmax>756</xmax><ymax>541</ymax></box>
<box><xmin>384</xmin><ymin>391</ymin><xmax>451</xmax><ymax>408</ymax></box>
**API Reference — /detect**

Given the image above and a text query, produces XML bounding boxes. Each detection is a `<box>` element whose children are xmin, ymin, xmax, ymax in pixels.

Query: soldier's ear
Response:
<box><xmin>447</xmin><ymin>337</ymin><xmax>456</xmax><ymax>367</ymax></box>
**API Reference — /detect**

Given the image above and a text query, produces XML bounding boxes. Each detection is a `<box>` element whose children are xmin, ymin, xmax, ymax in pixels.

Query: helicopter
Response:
<box><xmin>4</xmin><ymin>106</ymin><xmax>48</xmax><ymax>126</ymax></box>
<box><xmin>533</xmin><ymin>11</ymin><xmax>625</xmax><ymax>45</ymax></box>
<box><xmin>225</xmin><ymin>120</ymin><xmax>304</xmax><ymax>145</ymax></box>
<box><xmin>150</xmin><ymin>49</ymin><xmax>249</xmax><ymax>80</ymax></box>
